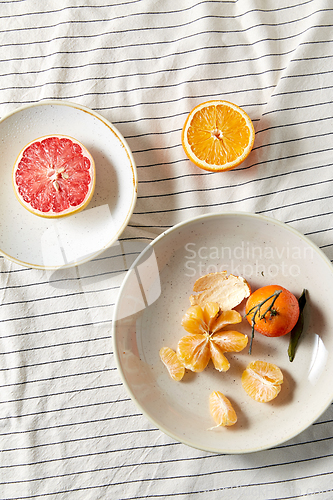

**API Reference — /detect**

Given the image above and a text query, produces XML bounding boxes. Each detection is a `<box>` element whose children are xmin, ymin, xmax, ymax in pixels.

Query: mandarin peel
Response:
<box><xmin>177</xmin><ymin>302</ymin><xmax>248</xmax><ymax>373</ymax></box>
<box><xmin>189</xmin><ymin>272</ymin><xmax>251</xmax><ymax>312</ymax></box>
<box><xmin>245</xmin><ymin>285</ymin><xmax>300</xmax><ymax>358</ymax></box>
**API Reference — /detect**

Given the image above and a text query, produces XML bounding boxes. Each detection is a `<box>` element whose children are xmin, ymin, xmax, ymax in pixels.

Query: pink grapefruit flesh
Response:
<box><xmin>12</xmin><ymin>135</ymin><xmax>95</xmax><ymax>218</ymax></box>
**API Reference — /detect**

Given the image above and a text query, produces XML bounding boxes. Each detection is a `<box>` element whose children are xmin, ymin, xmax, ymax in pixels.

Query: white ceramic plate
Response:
<box><xmin>0</xmin><ymin>100</ymin><xmax>137</xmax><ymax>269</ymax></box>
<box><xmin>113</xmin><ymin>212</ymin><xmax>333</xmax><ymax>454</ymax></box>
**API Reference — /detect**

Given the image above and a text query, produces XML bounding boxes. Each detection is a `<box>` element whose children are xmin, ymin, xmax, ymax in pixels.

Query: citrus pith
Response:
<box><xmin>12</xmin><ymin>135</ymin><xmax>95</xmax><ymax>218</ymax></box>
<box><xmin>182</xmin><ymin>100</ymin><xmax>255</xmax><ymax>172</ymax></box>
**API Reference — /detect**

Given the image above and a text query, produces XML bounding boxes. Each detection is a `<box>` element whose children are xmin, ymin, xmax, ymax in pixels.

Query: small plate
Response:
<box><xmin>113</xmin><ymin>212</ymin><xmax>333</xmax><ymax>454</ymax></box>
<box><xmin>0</xmin><ymin>100</ymin><xmax>137</xmax><ymax>269</ymax></box>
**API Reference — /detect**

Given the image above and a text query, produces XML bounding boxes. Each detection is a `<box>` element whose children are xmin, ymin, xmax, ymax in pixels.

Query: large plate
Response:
<box><xmin>113</xmin><ymin>212</ymin><xmax>333</xmax><ymax>454</ymax></box>
<box><xmin>0</xmin><ymin>100</ymin><xmax>137</xmax><ymax>269</ymax></box>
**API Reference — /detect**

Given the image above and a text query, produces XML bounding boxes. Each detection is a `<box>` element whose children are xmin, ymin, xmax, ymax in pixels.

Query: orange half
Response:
<box><xmin>182</xmin><ymin>100</ymin><xmax>255</xmax><ymax>172</ymax></box>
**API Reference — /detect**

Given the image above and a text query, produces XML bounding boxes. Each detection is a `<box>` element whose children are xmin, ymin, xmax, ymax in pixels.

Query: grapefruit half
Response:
<box><xmin>12</xmin><ymin>135</ymin><xmax>95</xmax><ymax>218</ymax></box>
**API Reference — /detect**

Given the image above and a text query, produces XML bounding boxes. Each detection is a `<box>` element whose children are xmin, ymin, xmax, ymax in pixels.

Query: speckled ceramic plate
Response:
<box><xmin>113</xmin><ymin>212</ymin><xmax>333</xmax><ymax>454</ymax></box>
<box><xmin>0</xmin><ymin>100</ymin><xmax>137</xmax><ymax>269</ymax></box>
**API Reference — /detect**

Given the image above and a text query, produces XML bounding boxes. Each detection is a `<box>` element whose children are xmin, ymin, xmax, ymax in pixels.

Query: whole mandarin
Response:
<box><xmin>245</xmin><ymin>285</ymin><xmax>299</xmax><ymax>337</ymax></box>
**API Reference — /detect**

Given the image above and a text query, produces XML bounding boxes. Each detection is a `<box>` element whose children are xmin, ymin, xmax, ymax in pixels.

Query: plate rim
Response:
<box><xmin>112</xmin><ymin>211</ymin><xmax>333</xmax><ymax>454</ymax></box>
<box><xmin>0</xmin><ymin>99</ymin><xmax>138</xmax><ymax>270</ymax></box>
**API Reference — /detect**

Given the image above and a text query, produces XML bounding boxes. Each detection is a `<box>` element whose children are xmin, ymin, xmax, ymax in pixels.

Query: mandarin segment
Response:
<box><xmin>209</xmin><ymin>391</ymin><xmax>237</xmax><ymax>427</ymax></box>
<box><xmin>181</xmin><ymin>305</ymin><xmax>206</xmax><ymax>334</ymax></box>
<box><xmin>209</xmin><ymin>343</ymin><xmax>231</xmax><ymax>372</ymax></box>
<box><xmin>212</xmin><ymin>331</ymin><xmax>248</xmax><ymax>353</ymax></box>
<box><xmin>177</xmin><ymin>333</ymin><xmax>210</xmax><ymax>372</ymax></box>
<box><xmin>211</xmin><ymin>309</ymin><xmax>242</xmax><ymax>333</ymax></box>
<box><xmin>202</xmin><ymin>301</ymin><xmax>220</xmax><ymax>329</ymax></box>
<box><xmin>177</xmin><ymin>302</ymin><xmax>248</xmax><ymax>373</ymax></box>
<box><xmin>159</xmin><ymin>347</ymin><xmax>185</xmax><ymax>381</ymax></box>
<box><xmin>241</xmin><ymin>360</ymin><xmax>283</xmax><ymax>403</ymax></box>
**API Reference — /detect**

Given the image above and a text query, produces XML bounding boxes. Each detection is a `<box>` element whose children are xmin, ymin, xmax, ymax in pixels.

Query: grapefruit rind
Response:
<box><xmin>12</xmin><ymin>134</ymin><xmax>96</xmax><ymax>218</ymax></box>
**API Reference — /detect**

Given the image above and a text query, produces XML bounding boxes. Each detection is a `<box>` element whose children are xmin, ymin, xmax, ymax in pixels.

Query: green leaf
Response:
<box><xmin>288</xmin><ymin>289</ymin><xmax>307</xmax><ymax>362</ymax></box>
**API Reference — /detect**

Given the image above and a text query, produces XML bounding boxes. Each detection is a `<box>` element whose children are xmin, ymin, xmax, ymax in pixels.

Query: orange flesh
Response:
<box><xmin>187</xmin><ymin>104</ymin><xmax>252</xmax><ymax>165</ymax></box>
<box><xmin>182</xmin><ymin>101</ymin><xmax>255</xmax><ymax>171</ymax></box>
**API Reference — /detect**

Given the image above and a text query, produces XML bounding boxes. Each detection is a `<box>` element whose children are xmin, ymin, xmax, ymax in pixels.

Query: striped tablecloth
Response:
<box><xmin>0</xmin><ymin>1</ymin><xmax>332</xmax><ymax>498</ymax></box>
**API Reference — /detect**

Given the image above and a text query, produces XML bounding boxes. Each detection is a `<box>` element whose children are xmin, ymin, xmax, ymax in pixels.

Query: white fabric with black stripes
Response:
<box><xmin>0</xmin><ymin>1</ymin><xmax>332</xmax><ymax>499</ymax></box>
